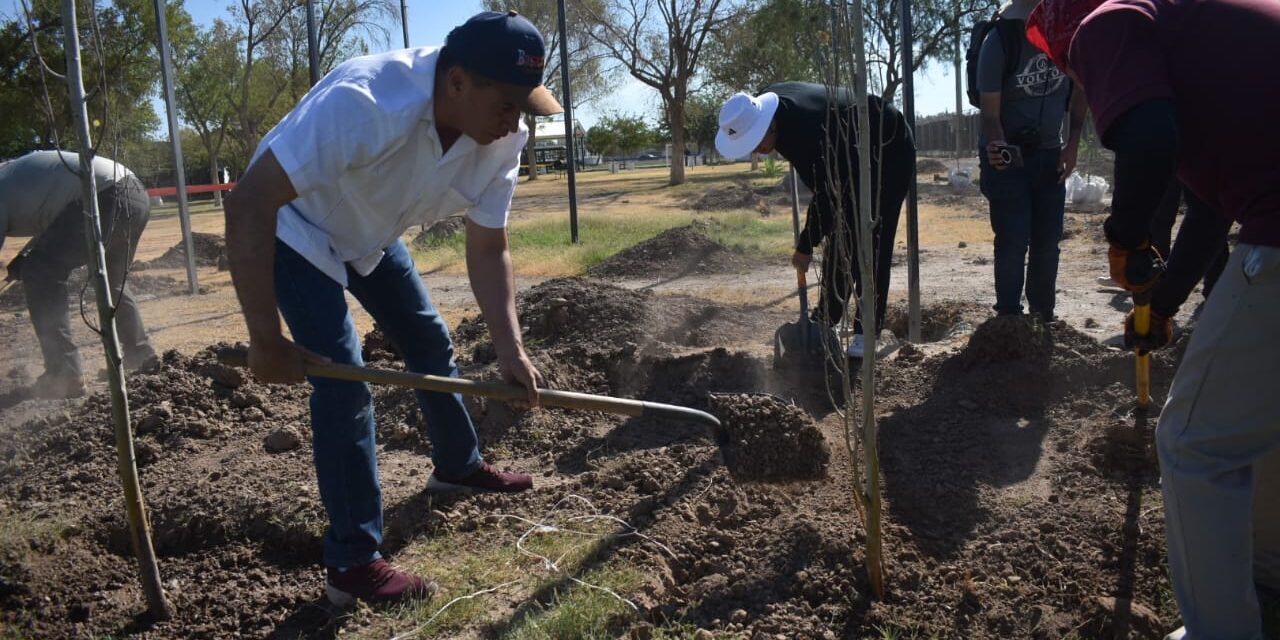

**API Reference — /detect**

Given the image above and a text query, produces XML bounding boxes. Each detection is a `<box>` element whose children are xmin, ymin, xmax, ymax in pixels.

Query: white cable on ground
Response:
<box><xmin>387</xmin><ymin>580</ymin><xmax>519</xmax><ymax>640</ymax></box>
<box><xmin>386</xmin><ymin>493</ymin><xmax>673</xmax><ymax>638</ymax></box>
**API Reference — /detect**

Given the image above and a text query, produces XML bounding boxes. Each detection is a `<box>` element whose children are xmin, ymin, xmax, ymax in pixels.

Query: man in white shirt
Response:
<box><xmin>224</xmin><ymin>11</ymin><xmax>560</xmax><ymax>605</ymax></box>
<box><xmin>0</xmin><ymin>151</ymin><xmax>156</xmax><ymax>398</ymax></box>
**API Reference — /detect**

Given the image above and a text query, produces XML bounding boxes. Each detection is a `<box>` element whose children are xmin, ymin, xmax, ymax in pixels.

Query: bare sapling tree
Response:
<box><xmin>810</xmin><ymin>0</ymin><xmax>889</xmax><ymax>599</ymax></box>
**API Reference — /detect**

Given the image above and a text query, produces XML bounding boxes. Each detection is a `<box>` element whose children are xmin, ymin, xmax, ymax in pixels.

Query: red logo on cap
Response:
<box><xmin>515</xmin><ymin>49</ymin><xmax>544</xmax><ymax>72</ymax></box>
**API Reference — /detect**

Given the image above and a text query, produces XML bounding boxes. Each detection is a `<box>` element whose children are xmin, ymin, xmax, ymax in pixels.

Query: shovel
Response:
<box><xmin>216</xmin><ymin>347</ymin><xmax>720</xmax><ymax>428</ymax></box>
<box><xmin>774</xmin><ymin>168</ymin><xmax>830</xmax><ymax>366</ymax></box>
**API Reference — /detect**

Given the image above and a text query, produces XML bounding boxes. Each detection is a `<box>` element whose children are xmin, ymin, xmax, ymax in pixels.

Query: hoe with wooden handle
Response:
<box><xmin>217</xmin><ymin>347</ymin><xmax>721</xmax><ymax>428</ymax></box>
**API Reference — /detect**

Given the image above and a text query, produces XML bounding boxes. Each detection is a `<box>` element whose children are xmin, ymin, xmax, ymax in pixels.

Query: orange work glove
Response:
<box><xmin>1107</xmin><ymin>241</ymin><xmax>1165</xmax><ymax>293</ymax></box>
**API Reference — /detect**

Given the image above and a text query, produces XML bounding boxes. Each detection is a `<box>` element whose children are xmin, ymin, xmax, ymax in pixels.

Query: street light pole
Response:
<box><xmin>901</xmin><ymin>0</ymin><xmax>921</xmax><ymax>343</ymax></box>
<box><xmin>557</xmin><ymin>0</ymin><xmax>580</xmax><ymax>243</ymax></box>
<box><xmin>153</xmin><ymin>0</ymin><xmax>198</xmax><ymax>294</ymax></box>
<box><xmin>400</xmin><ymin>0</ymin><xmax>410</xmax><ymax>48</ymax></box>
<box><xmin>306</xmin><ymin>0</ymin><xmax>319</xmax><ymax>86</ymax></box>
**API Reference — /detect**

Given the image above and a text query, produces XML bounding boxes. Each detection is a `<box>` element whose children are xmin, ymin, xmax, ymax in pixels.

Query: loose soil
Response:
<box><xmin>2</xmin><ymin>163</ymin><xmax>1256</xmax><ymax>639</ymax></box>
<box><xmin>0</xmin><ymin>274</ymin><xmax>1190</xmax><ymax>639</ymax></box>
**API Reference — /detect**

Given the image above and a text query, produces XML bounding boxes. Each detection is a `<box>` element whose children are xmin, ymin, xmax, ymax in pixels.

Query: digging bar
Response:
<box><xmin>1133</xmin><ymin>291</ymin><xmax>1152</xmax><ymax>409</ymax></box>
<box><xmin>217</xmin><ymin>347</ymin><xmax>720</xmax><ymax>428</ymax></box>
<box><xmin>0</xmin><ymin>279</ymin><xmax>14</xmax><ymax>297</ymax></box>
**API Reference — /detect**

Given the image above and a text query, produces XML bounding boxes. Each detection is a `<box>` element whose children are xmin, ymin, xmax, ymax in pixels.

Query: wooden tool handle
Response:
<box><xmin>216</xmin><ymin>347</ymin><xmax>720</xmax><ymax>428</ymax></box>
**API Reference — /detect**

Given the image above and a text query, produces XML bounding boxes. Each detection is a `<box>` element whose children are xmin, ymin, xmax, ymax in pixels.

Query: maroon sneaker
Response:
<box><xmin>427</xmin><ymin>461</ymin><xmax>533</xmax><ymax>494</ymax></box>
<box><xmin>325</xmin><ymin>559</ymin><xmax>437</xmax><ymax>607</ymax></box>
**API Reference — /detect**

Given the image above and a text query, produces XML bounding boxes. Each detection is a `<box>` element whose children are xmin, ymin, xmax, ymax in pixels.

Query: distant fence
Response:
<box><xmin>913</xmin><ymin>112</ymin><xmax>980</xmax><ymax>154</ymax></box>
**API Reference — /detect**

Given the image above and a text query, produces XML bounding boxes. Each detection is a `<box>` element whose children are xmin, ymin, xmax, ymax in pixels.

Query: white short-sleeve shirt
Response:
<box><xmin>253</xmin><ymin>46</ymin><xmax>526</xmax><ymax>286</ymax></box>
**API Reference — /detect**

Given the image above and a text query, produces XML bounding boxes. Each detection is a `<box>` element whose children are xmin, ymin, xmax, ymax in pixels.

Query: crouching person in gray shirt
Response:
<box><xmin>0</xmin><ymin>150</ymin><xmax>156</xmax><ymax>398</ymax></box>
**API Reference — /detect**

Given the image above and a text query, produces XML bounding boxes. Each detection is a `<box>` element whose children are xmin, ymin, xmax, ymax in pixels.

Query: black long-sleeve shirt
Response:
<box><xmin>764</xmin><ymin>82</ymin><xmax>915</xmax><ymax>254</ymax></box>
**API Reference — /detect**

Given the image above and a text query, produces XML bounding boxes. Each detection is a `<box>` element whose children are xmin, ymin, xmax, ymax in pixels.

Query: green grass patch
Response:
<box><xmin>411</xmin><ymin>211</ymin><xmax>793</xmax><ymax>277</ymax></box>
<box><xmin>500</xmin><ymin>565</ymin><xmax>645</xmax><ymax>640</ymax></box>
<box><xmin>0</xmin><ymin>508</ymin><xmax>74</xmax><ymax>561</ymax></box>
<box><xmin>346</xmin><ymin>516</ymin><xmax>652</xmax><ymax>639</ymax></box>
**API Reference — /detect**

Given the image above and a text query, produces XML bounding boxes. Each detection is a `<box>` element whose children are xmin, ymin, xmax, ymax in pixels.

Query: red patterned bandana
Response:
<box><xmin>1026</xmin><ymin>0</ymin><xmax>1106</xmax><ymax>71</ymax></box>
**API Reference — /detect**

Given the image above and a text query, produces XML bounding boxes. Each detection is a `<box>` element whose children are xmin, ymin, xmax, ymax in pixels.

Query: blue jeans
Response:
<box><xmin>980</xmin><ymin>148</ymin><xmax>1066</xmax><ymax>318</ymax></box>
<box><xmin>274</xmin><ymin>238</ymin><xmax>482</xmax><ymax>568</ymax></box>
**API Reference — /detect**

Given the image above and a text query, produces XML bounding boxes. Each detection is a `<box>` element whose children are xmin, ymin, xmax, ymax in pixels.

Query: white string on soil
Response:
<box><xmin>387</xmin><ymin>580</ymin><xmax>519</xmax><ymax>640</ymax></box>
<box><xmin>387</xmin><ymin>493</ymin><xmax>672</xmax><ymax>639</ymax></box>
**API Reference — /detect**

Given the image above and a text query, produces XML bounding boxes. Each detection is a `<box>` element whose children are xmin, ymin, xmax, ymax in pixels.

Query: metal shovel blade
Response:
<box><xmin>774</xmin><ymin>317</ymin><xmax>831</xmax><ymax>367</ymax></box>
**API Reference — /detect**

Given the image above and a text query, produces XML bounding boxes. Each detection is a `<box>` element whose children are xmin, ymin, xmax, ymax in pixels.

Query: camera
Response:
<box><xmin>995</xmin><ymin>143</ymin><xmax>1024</xmax><ymax>168</ymax></box>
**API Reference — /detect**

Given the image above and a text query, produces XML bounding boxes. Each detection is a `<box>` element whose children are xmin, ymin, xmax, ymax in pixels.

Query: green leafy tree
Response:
<box><xmin>584</xmin><ymin>113</ymin><xmax>655</xmax><ymax>159</ymax></box>
<box><xmin>584</xmin><ymin>0</ymin><xmax>742</xmax><ymax>185</ymax></box>
<box><xmin>0</xmin><ymin>0</ymin><xmax>195</xmax><ymax>164</ymax></box>
<box><xmin>682</xmin><ymin>91</ymin><xmax>725</xmax><ymax>158</ymax></box>
<box><xmin>482</xmin><ymin>0</ymin><xmax>611</xmax><ymax>180</ymax></box>
<box><xmin>705</xmin><ymin>0</ymin><xmax>822</xmax><ymax>94</ymax></box>
<box><xmin>175</xmin><ymin>19</ymin><xmax>239</xmax><ymax>201</ymax></box>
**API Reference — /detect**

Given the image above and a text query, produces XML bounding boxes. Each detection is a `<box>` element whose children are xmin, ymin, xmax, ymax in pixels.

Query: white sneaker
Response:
<box><xmin>847</xmin><ymin>334</ymin><xmax>865</xmax><ymax>359</ymax></box>
<box><xmin>1163</xmin><ymin>627</ymin><xmax>1186</xmax><ymax>640</ymax></box>
<box><xmin>1097</xmin><ymin>275</ymin><xmax>1122</xmax><ymax>288</ymax></box>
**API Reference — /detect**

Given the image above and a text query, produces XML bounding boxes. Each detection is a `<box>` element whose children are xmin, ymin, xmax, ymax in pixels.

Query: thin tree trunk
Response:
<box><xmin>525</xmin><ymin>115</ymin><xmax>539</xmax><ymax>181</ymax></box>
<box><xmin>667</xmin><ymin>98</ymin><xmax>686</xmax><ymax>185</ymax></box>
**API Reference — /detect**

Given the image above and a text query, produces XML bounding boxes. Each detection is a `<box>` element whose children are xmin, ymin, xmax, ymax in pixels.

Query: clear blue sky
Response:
<box><xmin>3</xmin><ymin>0</ymin><xmax>968</xmax><ymax>128</ymax></box>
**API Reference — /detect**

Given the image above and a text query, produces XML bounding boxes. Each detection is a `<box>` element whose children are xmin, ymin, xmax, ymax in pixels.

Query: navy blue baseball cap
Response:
<box><xmin>446</xmin><ymin>10</ymin><xmax>563</xmax><ymax>116</ymax></box>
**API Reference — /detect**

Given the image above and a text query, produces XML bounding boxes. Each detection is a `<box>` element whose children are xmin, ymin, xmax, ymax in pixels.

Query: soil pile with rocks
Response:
<box><xmin>410</xmin><ymin>216</ymin><xmax>466</xmax><ymax>249</ymax></box>
<box><xmin>134</xmin><ymin>232</ymin><xmax>229</xmax><ymax>271</ymax></box>
<box><xmin>709</xmin><ymin>393</ymin><xmax>829</xmax><ymax>481</ymax></box>
<box><xmin>588</xmin><ymin>223</ymin><xmax>754</xmax><ymax>279</ymax></box>
<box><xmin>960</xmin><ymin>315</ymin><xmax>1054</xmax><ymax>365</ymax></box>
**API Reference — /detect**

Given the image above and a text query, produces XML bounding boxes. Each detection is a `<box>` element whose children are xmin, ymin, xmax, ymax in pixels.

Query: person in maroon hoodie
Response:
<box><xmin>1026</xmin><ymin>1</ymin><xmax>1280</xmax><ymax>637</ymax></box>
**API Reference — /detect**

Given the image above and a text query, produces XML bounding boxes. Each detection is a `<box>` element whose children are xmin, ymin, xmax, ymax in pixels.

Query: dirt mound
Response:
<box><xmin>961</xmin><ymin>315</ymin><xmax>1054</xmax><ymax>365</ymax></box>
<box><xmin>916</xmin><ymin>158</ymin><xmax>948</xmax><ymax>174</ymax></box>
<box><xmin>456</xmin><ymin>277</ymin><xmax>657</xmax><ymax>355</ymax></box>
<box><xmin>692</xmin><ymin>186</ymin><xmax>769</xmax><ymax>214</ymax></box>
<box><xmin>410</xmin><ymin>215</ymin><xmax>466</xmax><ymax>249</ymax></box>
<box><xmin>135</xmin><ymin>232</ymin><xmax>228</xmax><ymax>271</ymax></box>
<box><xmin>885</xmin><ymin>300</ymin><xmax>990</xmax><ymax>343</ymax></box>
<box><xmin>588</xmin><ymin>223</ymin><xmax>753</xmax><ymax>279</ymax></box>
<box><xmin>709</xmin><ymin>393</ymin><xmax>829</xmax><ymax>481</ymax></box>
<box><xmin>0</xmin><ymin>261</ymin><xmax>1198</xmax><ymax>638</ymax></box>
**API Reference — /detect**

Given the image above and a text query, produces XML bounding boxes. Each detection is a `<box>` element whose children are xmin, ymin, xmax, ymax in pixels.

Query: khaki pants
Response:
<box><xmin>1156</xmin><ymin>243</ymin><xmax>1280</xmax><ymax>640</ymax></box>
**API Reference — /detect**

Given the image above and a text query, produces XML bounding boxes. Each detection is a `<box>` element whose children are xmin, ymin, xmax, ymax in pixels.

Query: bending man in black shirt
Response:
<box><xmin>715</xmin><ymin>82</ymin><xmax>916</xmax><ymax>358</ymax></box>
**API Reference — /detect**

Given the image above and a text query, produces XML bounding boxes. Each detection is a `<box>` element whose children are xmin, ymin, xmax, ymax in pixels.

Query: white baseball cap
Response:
<box><xmin>715</xmin><ymin>91</ymin><xmax>779</xmax><ymax>160</ymax></box>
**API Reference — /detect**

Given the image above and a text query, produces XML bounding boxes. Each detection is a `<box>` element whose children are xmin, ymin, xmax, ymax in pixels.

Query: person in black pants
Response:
<box><xmin>715</xmin><ymin>82</ymin><xmax>915</xmax><ymax>358</ymax></box>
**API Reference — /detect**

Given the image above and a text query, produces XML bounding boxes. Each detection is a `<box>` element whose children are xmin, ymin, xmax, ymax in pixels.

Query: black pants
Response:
<box><xmin>22</xmin><ymin>176</ymin><xmax>152</xmax><ymax>377</ymax></box>
<box><xmin>814</xmin><ymin>148</ymin><xmax>914</xmax><ymax>335</ymax></box>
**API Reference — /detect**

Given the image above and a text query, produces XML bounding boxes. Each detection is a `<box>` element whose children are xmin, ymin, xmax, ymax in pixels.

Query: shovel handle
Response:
<box><xmin>216</xmin><ymin>347</ymin><xmax>720</xmax><ymax>428</ymax></box>
<box><xmin>1133</xmin><ymin>295</ymin><xmax>1152</xmax><ymax>409</ymax></box>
